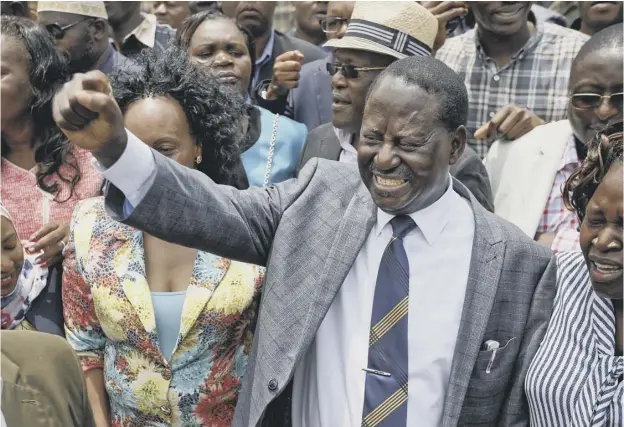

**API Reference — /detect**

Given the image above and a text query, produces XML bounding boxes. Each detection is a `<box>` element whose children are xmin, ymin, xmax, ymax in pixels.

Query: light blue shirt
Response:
<box><xmin>253</xmin><ymin>28</ymin><xmax>275</xmax><ymax>87</ymax></box>
<box><xmin>151</xmin><ymin>291</ymin><xmax>186</xmax><ymax>360</ymax></box>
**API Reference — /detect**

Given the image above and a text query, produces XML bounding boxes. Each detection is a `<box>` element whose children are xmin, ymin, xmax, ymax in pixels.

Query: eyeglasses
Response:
<box><xmin>320</xmin><ymin>17</ymin><xmax>349</xmax><ymax>34</ymax></box>
<box><xmin>326</xmin><ymin>63</ymin><xmax>386</xmax><ymax>79</ymax></box>
<box><xmin>44</xmin><ymin>19</ymin><xmax>90</xmax><ymax>40</ymax></box>
<box><xmin>569</xmin><ymin>92</ymin><xmax>624</xmax><ymax>111</ymax></box>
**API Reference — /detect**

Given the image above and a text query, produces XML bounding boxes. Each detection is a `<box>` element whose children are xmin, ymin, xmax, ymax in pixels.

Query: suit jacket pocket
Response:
<box><xmin>466</xmin><ymin>336</ymin><xmax>521</xmax><ymax>400</ymax></box>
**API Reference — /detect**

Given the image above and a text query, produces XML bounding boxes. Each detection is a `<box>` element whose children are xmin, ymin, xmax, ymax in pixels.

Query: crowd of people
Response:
<box><xmin>0</xmin><ymin>1</ymin><xmax>622</xmax><ymax>427</ymax></box>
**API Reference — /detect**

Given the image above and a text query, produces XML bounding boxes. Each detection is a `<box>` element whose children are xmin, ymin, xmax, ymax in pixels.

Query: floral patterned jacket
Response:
<box><xmin>63</xmin><ymin>198</ymin><xmax>265</xmax><ymax>427</ymax></box>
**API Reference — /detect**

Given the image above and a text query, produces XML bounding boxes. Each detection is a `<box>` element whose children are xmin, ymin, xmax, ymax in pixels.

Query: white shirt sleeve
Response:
<box><xmin>92</xmin><ymin>130</ymin><xmax>156</xmax><ymax>210</ymax></box>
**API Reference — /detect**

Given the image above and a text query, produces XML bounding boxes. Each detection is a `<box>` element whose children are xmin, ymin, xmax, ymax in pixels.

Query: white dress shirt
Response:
<box><xmin>292</xmin><ymin>179</ymin><xmax>475</xmax><ymax>427</ymax></box>
<box><xmin>100</xmin><ymin>133</ymin><xmax>476</xmax><ymax>427</ymax></box>
<box><xmin>334</xmin><ymin>127</ymin><xmax>358</xmax><ymax>165</ymax></box>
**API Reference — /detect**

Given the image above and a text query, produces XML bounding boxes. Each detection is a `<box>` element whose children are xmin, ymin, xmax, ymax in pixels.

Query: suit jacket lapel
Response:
<box><xmin>442</xmin><ymin>181</ymin><xmax>506</xmax><ymax>426</ymax></box>
<box><xmin>301</xmin><ymin>183</ymin><xmax>376</xmax><ymax>346</ymax></box>
<box><xmin>113</xmin><ymin>228</ymin><xmax>157</xmax><ymax>337</ymax></box>
<box><xmin>176</xmin><ymin>252</ymin><xmax>230</xmax><ymax>343</ymax></box>
<box><xmin>321</xmin><ymin>126</ymin><xmax>343</xmax><ymax>161</ymax></box>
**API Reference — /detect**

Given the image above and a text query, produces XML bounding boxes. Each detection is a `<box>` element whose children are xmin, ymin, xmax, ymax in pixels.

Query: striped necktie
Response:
<box><xmin>362</xmin><ymin>215</ymin><xmax>416</xmax><ymax>427</ymax></box>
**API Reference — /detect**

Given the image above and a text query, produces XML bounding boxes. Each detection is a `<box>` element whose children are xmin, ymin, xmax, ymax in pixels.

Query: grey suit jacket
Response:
<box><xmin>255</xmin><ymin>31</ymin><xmax>327</xmax><ymax>117</ymax></box>
<box><xmin>298</xmin><ymin>122</ymin><xmax>495</xmax><ymax>211</ymax></box>
<box><xmin>290</xmin><ymin>57</ymin><xmax>333</xmax><ymax>130</ymax></box>
<box><xmin>105</xmin><ymin>154</ymin><xmax>556</xmax><ymax>427</ymax></box>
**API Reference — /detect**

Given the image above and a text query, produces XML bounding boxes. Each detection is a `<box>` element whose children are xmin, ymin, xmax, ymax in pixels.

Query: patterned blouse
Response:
<box><xmin>526</xmin><ymin>251</ymin><xmax>623</xmax><ymax>427</ymax></box>
<box><xmin>63</xmin><ymin>198</ymin><xmax>265</xmax><ymax>427</ymax></box>
<box><xmin>1</xmin><ymin>147</ymin><xmax>103</xmax><ymax>239</ymax></box>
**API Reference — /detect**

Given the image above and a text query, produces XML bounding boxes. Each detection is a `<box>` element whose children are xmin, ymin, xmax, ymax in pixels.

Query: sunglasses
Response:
<box><xmin>569</xmin><ymin>92</ymin><xmax>624</xmax><ymax>111</ymax></box>
<box><xmin>326</xmin><ymin>63</ymin><xmax>386</xmax><ymax>79</ymax></box>
<box><xmin>44</xmin><ymin>19</ymin><xmax>90</xmax><ymax>40</ymax></box>
<box><xmin>320</xmin><ymin>17</ymin><xmax>349</xmax><ymax>34</ymax></box>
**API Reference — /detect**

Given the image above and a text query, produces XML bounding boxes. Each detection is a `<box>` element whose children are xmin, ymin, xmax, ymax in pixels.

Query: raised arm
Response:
<box><xmin>52</xmin><ymin>71</ymin><xmax>314</xmax><ymax>266</ymax></box>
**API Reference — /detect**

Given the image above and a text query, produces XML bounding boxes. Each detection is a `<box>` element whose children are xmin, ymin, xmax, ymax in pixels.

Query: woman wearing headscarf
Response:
<box><xmin>526</xmin><ymin>121</ymin><xmax>623</xmax><ymax>426</ymax></box>
<box><xmin>1</xmin><ymin>204</ymin><xmax>63</xmax><ymax>335</ymax></box>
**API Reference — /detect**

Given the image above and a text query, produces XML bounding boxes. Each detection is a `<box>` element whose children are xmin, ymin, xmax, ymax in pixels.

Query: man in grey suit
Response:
<box><xmin>297</xmin><ymin>3</ymin><xmax>493</xmax><ymax>211</ymax></box>
<box><xmin>53</xmin><ymin>29</ymin><xmax>555</xmax><ymax>427</ymax></box>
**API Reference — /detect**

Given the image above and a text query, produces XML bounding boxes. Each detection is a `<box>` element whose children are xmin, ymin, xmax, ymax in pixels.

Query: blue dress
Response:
<box><xmin>241</xmin><ymin>106</ymin><xmax>307</xmax><ymax>187</ymax></box>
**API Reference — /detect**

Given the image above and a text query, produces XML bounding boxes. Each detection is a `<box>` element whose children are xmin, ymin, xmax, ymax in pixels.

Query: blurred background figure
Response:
<box><xmin>105</xmin><ymin>0</ymin><xmax>176</xmax><ymax>58</ymax></box>
<box><xmin>1</xmin><ymin>330</ymin><xmax>96</xmax><ymax>427</ymax></box>
<box><xmin>288</xmin><ymin>1</ymin><xmax>328</xmax><ymax>47</ymax></box>
<box><xmin>218</xmin><ymin>1</ymin><xmax>326</xmax><ymax>100</ymax></box>
<box><xmin>189</xmin><ymin>0</ymin><xmax>218</xmax><ymax>14</ymax></box>
<box><xmin>575</xmin><ymin>1</ymin><xmax>623</xmax><ymax>35</ymax></box>
<box><xmin>152</xmin><ymin>0</ymin><xmax>190</xmax><ymax>30</ymax></box>
<box><xmin>37</xmin><ymin>1</ymin><xmax>134</xmax><ymax>75</ymax></box>
<box><xmin>178</xmin><ymin>10</ymin><xmax>308</xmax><ymax>186</ymax></box>
<box><xmin>0</xmin><ymin>1</ymin><xmax>29</xmax><ymax>18</ymax></box>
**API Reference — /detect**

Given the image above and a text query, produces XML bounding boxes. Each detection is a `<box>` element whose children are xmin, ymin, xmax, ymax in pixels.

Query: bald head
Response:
<box><xmin>572</xmin><ymin>23</ymin><xmax>623</xmax><ymax>74</ymax></box>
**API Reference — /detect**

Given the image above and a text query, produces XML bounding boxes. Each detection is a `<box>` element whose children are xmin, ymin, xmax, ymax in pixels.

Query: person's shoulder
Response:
<box><xmin>71</xmin><ymin>196</ymin><xmax>123</xmax><ymax>234</ymax></box>
<box><xmin>436</xmin><ymin>29</ymin><xmax>476</xmax><ymax>59</ymax></box>
<box><xmin>476</xmin><ymin>206</ymin><xmax>554</xmax><ymax>261</ymax></box>
<box><xmin>555</xmin><ymin>251</ymin><xmax>590</xmax><ymax>296</ymax></box>
<box><xmin>541</xmin><ymin>22</ymin><xmax>590</xmax><ymax>45</ymax></box>
<box><xmin>488</xmin><ymin>120</ymin><xmax>573</xmax><ymax>158</ymax></box>
<box><xmin>300</xmin><ymin>56</ymin><xmax>328</xmax><ymax>74</ymax></box>
<box><xmin>256</xmin><ymin>105</ymin><xmax>307</xmax><ymax>136</ymax></box>
<box><xmin>276</xmin><ymin>30</ymin><xmax>327</xmax><ymax>63</ymax></box>
<box><xmin>307</xmin><ymin>122</ymin><xmax>334</xmax><ymax>140</ymax></box>
<box><xmin>1</xmin><ymin>330</ymin><xmax>76</xmax><ymax>365</ymax></box>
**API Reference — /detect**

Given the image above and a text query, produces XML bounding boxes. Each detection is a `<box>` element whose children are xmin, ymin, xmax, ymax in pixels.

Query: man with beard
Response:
<box><xmin>37</xmin><ymin>1</ymin><xmax>134</xmax><ymax>76</ymax></box>
<box><xmin>218</xmin><ymin>2</ymin><xmax>326</xmax><ymax>105</ymax></box>
<box><xmin>52</xmin><ymin>55</ymin><xmax>556</xmax><ymax>427</ymax></box>
<box><xmin>105</xmin><ymin>1</ymin><xmax>176</xmax><ymax>58</ymax></box>
<box><xmin>485</xmin><ymin>24</ymin><xmax>623</xmax><ymax>253</ymax></box>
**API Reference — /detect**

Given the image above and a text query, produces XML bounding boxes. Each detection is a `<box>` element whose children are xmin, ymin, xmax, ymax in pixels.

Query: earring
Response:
<box><xmin>195</xmin><ymin>156</ymin><xmax>202</xmax><ymax>165</ymax></box>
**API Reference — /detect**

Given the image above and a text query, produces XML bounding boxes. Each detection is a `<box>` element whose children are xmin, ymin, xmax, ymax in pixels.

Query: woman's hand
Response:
<box><xmin>25</xmin><ymin>222</ymin><xmax>70</xmax><ymax>268</ymax></box>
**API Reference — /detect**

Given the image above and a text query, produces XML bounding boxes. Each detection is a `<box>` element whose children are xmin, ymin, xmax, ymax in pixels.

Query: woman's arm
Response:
<box><xmin>84</xmin><ymin>369</ymin><xmax>110</xmax><ymax>427</ymax></box>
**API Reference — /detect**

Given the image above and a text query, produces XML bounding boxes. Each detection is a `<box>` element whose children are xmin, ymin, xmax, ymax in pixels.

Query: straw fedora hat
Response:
<box><xmin>37</xmin><ymin>1</ymin><xmax>108</xmax><ymax>19</ymax></box>
<box><xmin>324</xmin><ymin>1</ymin><xmax>438</xmax><ymax>59</ymax></box>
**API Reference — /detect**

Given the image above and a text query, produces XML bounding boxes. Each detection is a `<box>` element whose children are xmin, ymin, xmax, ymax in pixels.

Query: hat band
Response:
<box><xmin>344</xmin><ymin>19</ymin><xmax>432</xmax><ymax>57</ymax></box>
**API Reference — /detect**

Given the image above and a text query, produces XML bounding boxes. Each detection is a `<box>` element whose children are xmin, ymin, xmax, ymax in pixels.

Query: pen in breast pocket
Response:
<box><xmin>485</xmin><ymin>340</ymin><xmax>500</xmax><ymax>374</ymax></box>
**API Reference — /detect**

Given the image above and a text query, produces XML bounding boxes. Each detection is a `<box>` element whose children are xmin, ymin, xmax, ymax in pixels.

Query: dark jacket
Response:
<box><xmin>298</xmin><ymin>123</ymin><xmax>495</xmax><ymax>212</ymax></box>
<box><xmin>254</xmin><ymin>30</ymin><xmax>327</xmax><ymax>117</ymax></box>
<box><xmin>24</xmin><ymin>263</ymin><xmax>65</xmax><ymax>337</ymax></box>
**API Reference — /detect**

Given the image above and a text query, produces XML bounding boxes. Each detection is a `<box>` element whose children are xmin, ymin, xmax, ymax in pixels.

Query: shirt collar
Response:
<box><xmin>474</xmin><ymin>19</ymin><xmax>544</xmax><ymax>63</ymax></box>
<box><xmin>256</xmin><ymin>28</ymin><xmax>275</xmax><ymax>66</ymax></box>
<box><xmin>334</xmin><ymin>127</ymin><xmax>357</xmax><ymax>155</ymax></box>
<box><xmin>123</xmin><ymin>13</ymin><xmax>157</xmax><ymax>49</ymax></box>
<box><xmin>98</xmin><ymin>43</ymin><xmax>116</xmax><ymax>75</ymax></box>
<box><xmin>560</xmin><ymin>133</ymin><xmax>580</xmax><ymax>170</ymax></box>
<box><xmin>375</xmin><ymin>175</ymin><xmax>455</xmax><ymax>246</ymax></box>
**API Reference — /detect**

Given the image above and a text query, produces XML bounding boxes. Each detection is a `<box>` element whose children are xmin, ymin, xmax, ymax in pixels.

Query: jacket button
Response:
<box><xmin>268</xmin><ymin>379</ymin><xmax>278</xmax><ymax>392</ymax></box>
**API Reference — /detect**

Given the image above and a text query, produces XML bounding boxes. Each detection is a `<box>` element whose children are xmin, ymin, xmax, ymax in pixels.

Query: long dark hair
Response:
<box><xmin>175</xmin><ymin>10</ymin><xmax>257</xmax><ymax>94</ymax></box>
<box><xmin>109</xmin><ymin>46</ymin><xmax>246</xmax><ymax>185</ymax></box>
<box><xmin>563</xmin><ymin>120</ymin><xmax>623</xmax><ymax>223</ymax></box>
<box><xmin>1</xmin><ymin>16</ymin><xmax>80</xmax><ymax>201</ymax></box>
